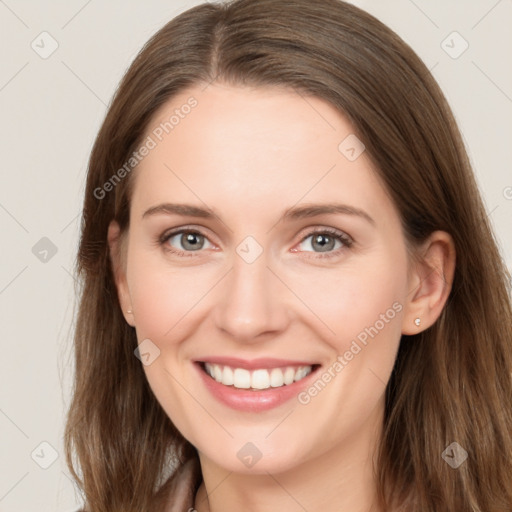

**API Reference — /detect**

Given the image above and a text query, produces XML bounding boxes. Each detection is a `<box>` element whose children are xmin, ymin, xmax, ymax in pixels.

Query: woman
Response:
<box><xmin>64</xmin><ymin>0</ymin><xmax>512</xmax><ymax>511</ymax></box>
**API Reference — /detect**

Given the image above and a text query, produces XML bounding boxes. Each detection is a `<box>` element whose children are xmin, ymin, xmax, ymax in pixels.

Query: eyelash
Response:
<box><xmin>158</xmin><ymin>226</ymin><xmax>353</xmax><ymax>259</ymax></box>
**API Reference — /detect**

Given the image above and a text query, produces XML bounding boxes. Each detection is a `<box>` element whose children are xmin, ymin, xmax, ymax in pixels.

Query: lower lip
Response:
<box><xmin>195</xmin><ymin>363</ymin><xmax>318</xmax><ymax>412</ymax></box>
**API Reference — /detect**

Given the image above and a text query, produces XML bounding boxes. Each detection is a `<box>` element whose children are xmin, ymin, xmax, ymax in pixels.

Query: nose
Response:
<box><xmin>213</xmin><ymin>249</ymin><xmax>291</xmax><ymax>344</ymax></box>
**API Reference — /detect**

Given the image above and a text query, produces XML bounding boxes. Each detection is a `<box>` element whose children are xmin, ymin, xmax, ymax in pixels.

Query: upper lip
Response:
<box><xmin>197</xmin><ymin>357</ymin><xmax>318</xmax><ymax>370</ymax></box>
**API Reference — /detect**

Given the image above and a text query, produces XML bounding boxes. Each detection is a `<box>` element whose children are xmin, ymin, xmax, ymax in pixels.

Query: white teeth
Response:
<box><xmin>251</xmin><ymin>369</ymin><xmax>270</xmax><ymax>389</ymax></box>
<box><xmin>222</xmin><ymin>365</ymin><xmax>234</xmax><ymax>386</ymax></box>
<box><xmin>270</xmin><ymin>368</ymin><xmax>284</xmax><ymax>387</ymax></box>
<box><xmin>213</xmin><ymin>365</ymin><xmax>223</xmax><ymax>382</ymax></box>
<box><xmin>233</xmin><ymin>368</ymin><xmax>251</xmax><ymax>389</ymax></box>
<box><xmin>284</xmin><ymin>367</ymin><xmax>296</xmax><ymax>385</ymax></box>
<box><xmin>203</xmin><ymin>363</ymin><xmax>313</xmax><ymax>389</ymax></box>
<box><xmin>294</xmin><ymin>366</ymin><xmax>309</xmax><ymax>382</ymax></box>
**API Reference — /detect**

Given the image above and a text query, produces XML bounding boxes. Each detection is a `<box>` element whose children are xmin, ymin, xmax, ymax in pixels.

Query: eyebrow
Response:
<box><xmin>142</xmin><ymin>202</ymin><xmax>375</xmax><ymax>225</ymax></box>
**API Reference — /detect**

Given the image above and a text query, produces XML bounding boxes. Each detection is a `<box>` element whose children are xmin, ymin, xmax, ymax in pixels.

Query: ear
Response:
<box><xmin>401</xmin><ymin>230</ymin><xmax>456</xmax><ymax>334</ymax></box>
<box><xmin>107</xmin><ymin>220</ymin><xmax>135</xmax><ymax>327</ymax></box>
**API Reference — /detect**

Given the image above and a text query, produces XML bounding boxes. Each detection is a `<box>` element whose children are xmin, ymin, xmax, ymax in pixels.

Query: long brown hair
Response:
<box><xmin>64</xmin><ymin>0</ymin><xmax>512</xmax><ymax>510</ymax></box>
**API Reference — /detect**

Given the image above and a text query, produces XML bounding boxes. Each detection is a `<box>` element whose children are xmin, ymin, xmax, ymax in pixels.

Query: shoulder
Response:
<box><xmin>72</xmin><ymin>458</ymin><xmax>201</xmax><ymax>512</ymax></box>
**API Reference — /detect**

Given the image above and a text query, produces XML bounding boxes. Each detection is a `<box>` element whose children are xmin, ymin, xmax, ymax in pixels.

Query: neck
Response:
<box><xmin>194</xmin><ymin>403</ymin><xmax>384</xmax><ymax>512</ymax></box>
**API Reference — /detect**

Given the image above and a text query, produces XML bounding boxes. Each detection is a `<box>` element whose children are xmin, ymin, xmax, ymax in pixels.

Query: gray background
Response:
<box><xmin>0</xmin><ymin>0</ymin><xmax>511</xmax><ymax>510</ymax></box>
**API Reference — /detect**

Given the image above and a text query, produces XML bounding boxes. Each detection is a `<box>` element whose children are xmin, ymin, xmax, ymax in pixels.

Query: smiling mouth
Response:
<box><xmin>200</xmin><ymin>362</ymin><xmax>320</xmax><ymax>390</ymax></box>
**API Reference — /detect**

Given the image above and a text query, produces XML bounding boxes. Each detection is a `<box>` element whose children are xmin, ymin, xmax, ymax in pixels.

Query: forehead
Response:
<box><xmin>130</xmin><ymin>83</ymin><xmax>395</xmax><ymax>224</ymax></box>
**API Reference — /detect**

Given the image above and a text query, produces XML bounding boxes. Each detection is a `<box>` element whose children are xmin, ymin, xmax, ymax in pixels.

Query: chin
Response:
<box><xmin>194</xmin><ymin>433</ymin><xmax>313</xmax><ymax>476</ymax></box>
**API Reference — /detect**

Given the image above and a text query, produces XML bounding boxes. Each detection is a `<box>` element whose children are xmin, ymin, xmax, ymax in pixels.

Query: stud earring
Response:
<box><xmin>126</xmin><ymin>309</ymin><xmax>133</xmax><ymax>314</ymax></box>
<box><xmin>414</xmin><ymin>318</ymin><xmax>421</xmax><ymax>326</ymax></box>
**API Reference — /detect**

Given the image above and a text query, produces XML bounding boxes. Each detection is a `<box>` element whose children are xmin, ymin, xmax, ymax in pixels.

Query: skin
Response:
<box><xmin>108</xmin><ymin>83</ymin><xmax>455</xmax><ymax>512</ymax></box>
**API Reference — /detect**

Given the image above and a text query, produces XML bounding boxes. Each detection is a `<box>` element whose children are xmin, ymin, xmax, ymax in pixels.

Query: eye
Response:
<box><xmin>294</xmin><ymin>228</ymin><xmax>353</xmax><ymax>258</ymax></box>
<box><xmin>160</xmin><ymin>229</ymin><xmax>214</xmax><ymax>256</ymax></box>
<box><xmin>158</xmin><ymin>226</ymin><xmax>353</xmax><ymax>259</ymax></box>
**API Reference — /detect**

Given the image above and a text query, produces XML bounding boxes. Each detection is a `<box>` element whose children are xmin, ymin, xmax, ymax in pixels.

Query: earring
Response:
<box><xmin>126</xmin><ymin>309</ymin><xmax>133</xmax><ymax>314</ymax></box>
<box><xmin>414</xmin><ymin>318</ymin><xmax>421</xmax><ymax>326</ymax></box>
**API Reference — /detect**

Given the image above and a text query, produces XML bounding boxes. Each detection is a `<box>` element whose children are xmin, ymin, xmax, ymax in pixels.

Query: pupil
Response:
<box><xmin>314</xmin><ymin>234</ymin><xmax>334</xmax><ymax>252</ymax></box>
<box><xmin>183</xmin><ymin>233</ymin><xmax>203</xmax><ymax>251</ymax></box>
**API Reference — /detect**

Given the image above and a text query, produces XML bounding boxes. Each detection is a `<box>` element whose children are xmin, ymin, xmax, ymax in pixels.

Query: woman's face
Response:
<box><xmin>111</xmin><ymin>83</ymin><xmax>415</xmax><ymax>475</ymax></box>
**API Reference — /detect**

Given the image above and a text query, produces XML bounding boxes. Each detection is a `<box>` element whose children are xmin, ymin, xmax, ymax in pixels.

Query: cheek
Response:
<box><xmin>306</xmin><ymin>251</ymin><xmax>407</xmax><ymax>416</ymax></box>
<box><xmin>126</xmin><ymin>255</ymin><xmax>205</xmax><ymax>435</ymax></box>
<box><xmin>127</xmin><ymin>252</ymin><xmax>210</xmax><ymax>340</ymax></box>
<box><xmin>290</xmin><ymin>252</ymin><xmax>408</xmax><ymax>354</ymax></box>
